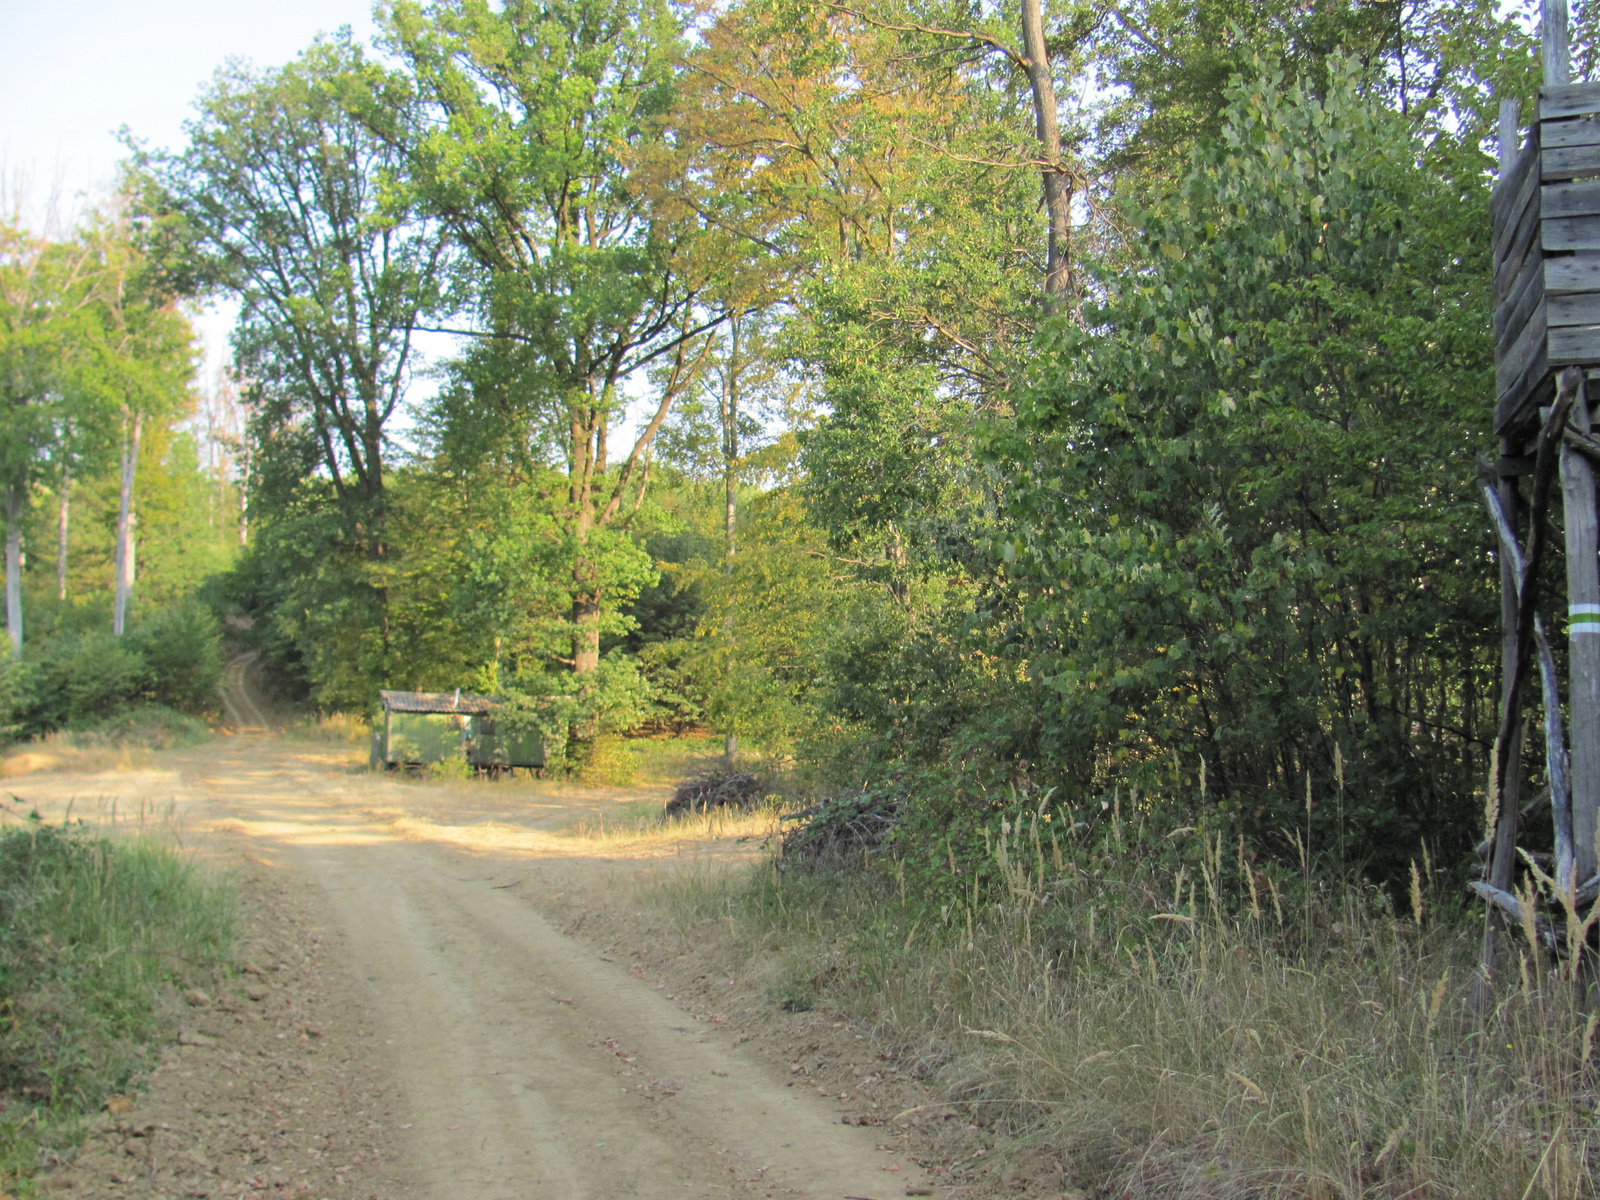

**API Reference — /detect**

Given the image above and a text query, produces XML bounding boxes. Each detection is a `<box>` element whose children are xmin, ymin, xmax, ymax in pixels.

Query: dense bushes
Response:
<box><xmin>4</xmin><ymin>603</ymin><xmax>223</xmax><ymax>741</ymax></box>
<box><xmin>795</xmin><ymin>63</ymin><xmax>1500</xmax><ymax>885</ymax></box>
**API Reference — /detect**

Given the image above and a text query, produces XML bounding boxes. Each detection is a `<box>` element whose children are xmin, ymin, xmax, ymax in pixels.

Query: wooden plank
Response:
<box><xmin>1549</xmin><ymin>291</ymin><xmax>1600</xmax><ymax>325</ymax></box>
<box><xmin>1543</xmin><ymin>115</ymin><xmax>1600</xmax><ymax>148</ymax></box>
<box><xmin>1549</xmin><ymin>322</ymin><xmax>1600</xmax><ymax>363</ymax></box>
<box><xmin>1498</xmin><ymin>145</ymin><xmax>1543</xmax><ymax>257</ymax></box>
<box><xmin>1500</xmin><ymin>302</ymin><xmax>1550</xmax><ymax>392</ymax></box>
<box><xmin>1562</xmin><ymin>377</ymin><xmax>1600</xmax><ymax>884</ymax></box>
<box><xmin>1491</xmin><ymin>276</ymin><xmax>1542</xmax><ymax>356</ymax></box>
<box><xmin>1542</xmin><ymin>81</ymin><xmax>1600</xmax><ymax>119</ymax></box>
<box><xmin>1500</xmin><ymin>312</ymin><xmax>1547</xmax><ymax>395</ymax></box>
<box><xmin>1543</xmin><ymin>179</ymin><xmax>1600</xmax><ymax>217</ymax></box>
<box><xmin>1496</xmin><ymin>147</ymin><xmax>1544</xmax><ymax>262</ymax></box>
<box><xmin>1496</xmin><ymin>343</ymin><xmax>1552</xmax><ymax>433</ymax></box>
<box><xmin>1546</xmin><ymin>253</ymin><xmax>1600</xmax><ymax>294</ymax></box>
<box><xmin>1499</xmin><ymin>454</ymin><xmax>1538</xmax><ymax>475</ymax></box>
<box><xmin>1495</xmin><ymin>138</ymin><xmax>1543</xmax><ymax>226</ymax></box>
<box><xmin>1543</xmin><ymin>143</ymin><xmax>1600</xmax><ymax>179</ymax></box>
<box><xmin>1497</xmin><ymin>249</ymin><xmax>1545</xmax><ymax>340</ymax></box>
<box><xmin>1544</xmin><ymin>215</ymin><xmax>1600</xmax><ymax>249</ymax></box>
<box><xmin>1498</xmin><ymin>203</ymin><xmax>1544</xmax><ymax>300</ymax></box>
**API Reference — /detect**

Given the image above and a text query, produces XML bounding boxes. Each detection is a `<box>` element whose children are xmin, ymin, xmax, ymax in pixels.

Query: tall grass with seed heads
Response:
<box><xmin>662</xmin><ymin>789</ymin><xmax>1600</xmax><ymax>1199</ymax></box>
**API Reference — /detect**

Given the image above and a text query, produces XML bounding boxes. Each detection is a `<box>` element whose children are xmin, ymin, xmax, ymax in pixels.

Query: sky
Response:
<box><xmin>0</xmin><ymin>0</ymin><xmax>384</xmax><ymax>389</ymax></box>
<box><xmin>0</xmin><ymin>0</ymin><xmax>379</xmax><ymax>215</ymax></box>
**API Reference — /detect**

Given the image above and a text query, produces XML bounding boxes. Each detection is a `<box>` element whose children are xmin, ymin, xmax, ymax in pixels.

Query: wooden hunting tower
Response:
<box><xmin>1495</xmin><ymin>82</ymin><xmax>1600</xmax><ymax>436</ymax></box>
<box><xmin>1479</xmin><ymin>0</ymin><xmax>1600</xmax><ymax>977</ymax></box>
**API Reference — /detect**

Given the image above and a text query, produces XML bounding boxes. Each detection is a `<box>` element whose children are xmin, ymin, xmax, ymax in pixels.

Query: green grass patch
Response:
<box><xmin>0</xmin><ymin>823</ymin><xmax>234</xmax><ymax>1189</ymax></box>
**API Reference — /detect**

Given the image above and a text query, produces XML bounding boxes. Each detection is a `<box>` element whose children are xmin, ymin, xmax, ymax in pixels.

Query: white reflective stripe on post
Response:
<box><xmin>1571</xmin><ymin>603</ymin><xmax>1600</xmax><ymax>632</ymax></box>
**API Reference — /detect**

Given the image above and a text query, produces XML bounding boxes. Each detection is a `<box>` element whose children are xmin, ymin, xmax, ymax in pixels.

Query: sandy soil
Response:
<box><xmin>1</xmin><ymin>736</ymin><xmax>965</xmax><ymax>1200</ymax></box>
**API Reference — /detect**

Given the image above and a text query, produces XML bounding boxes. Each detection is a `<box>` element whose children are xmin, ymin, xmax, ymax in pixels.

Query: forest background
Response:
<box><xmin>0</xmin><ymin>0</ymin><xmax>1555</xmax><ymax>885</ymax></box>
<box><xmin>16</xmin><ymin>3</ymin><xmax>1600</xmax><ymax>1194</ymax></box>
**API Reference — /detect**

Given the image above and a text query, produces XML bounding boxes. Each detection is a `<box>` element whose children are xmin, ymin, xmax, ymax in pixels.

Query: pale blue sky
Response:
<box><xmin>0</xmin><ymin>1</ymin><xmax>432</xmax><ymax>413</ymax></box>
<box><xmin>0</xmin><ymin>0</ymin><xmax>380</xmax><ymax>214</ymax></box>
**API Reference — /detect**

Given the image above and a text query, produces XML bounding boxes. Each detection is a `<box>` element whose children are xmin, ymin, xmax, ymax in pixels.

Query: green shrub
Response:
<box><xmin>35</xmin><ymin>632</ymin><xmax>145</xmax><ymax>729</ymax></box>
<box><xmin>13</xmin><ymin>602</ymin><xmax>225</xmax><ymax>739</ymax></box>
<box><xmin>0</xmin><ymin>823</ymin><xmax>233</xmax><ymax>1177</ymax></box>
<box><xmin>0</xmin><ymin>647</ymin><xmax>24</xmax><ymax>744</ymax></box>
<box><xmin>70</xmin><ymin>707</ymin><xmax>212</xmax><ymax>751</ymax></box>
<box><xmin>129</xmin><ymin>603</ymin><xmax>223</xmax><ymax>714</ymax></box>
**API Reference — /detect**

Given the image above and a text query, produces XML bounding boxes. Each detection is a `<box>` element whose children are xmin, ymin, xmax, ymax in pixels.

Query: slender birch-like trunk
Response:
<box><xmin>57</xmin><ymin>473</ymin><xmax>70</xmax><ymax>602</ymax></box>
<box><xmin>113</xmin><ymin>411</ymin><xmax>143</xmax><ymax>636</ymax></box>
<box><xmin>4</xmin><ymin>485</ymin><xmax>22</xmax><ymax>658</ymax></box>
<box><xmin>1020</xmin><ymin>0</ymin><xmax>1072</xmax><ymax>303</ymax></box>
<box><xmin>719</xmin><ymin>318</ymin><xmax>741</xmax><ymax>763</ymax></box>
<box><xmin>239</xmin><ymin>433</ymin><xmax>251</xmax><ymax>546</ymax></box>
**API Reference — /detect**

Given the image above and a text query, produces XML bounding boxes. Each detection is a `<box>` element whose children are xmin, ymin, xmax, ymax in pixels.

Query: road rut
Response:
<box><xmin>9</xmin><ymin>739</ymin><xmax>931</xmax><ymax>1200</ymax></box>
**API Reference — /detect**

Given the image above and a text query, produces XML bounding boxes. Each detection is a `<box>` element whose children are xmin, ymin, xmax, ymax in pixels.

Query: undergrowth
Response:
<box><xmin>28</xmin><ymin>706</ymin><xmax>211</xmax><ymax>755</ymax></box>
<box><xmin>0</xmin><ymin>823</ymin><xmax>234</xmax><ymax>1191</ymax></box>
<box><xmin>664</xmin><ymin>790</ymin><xmax>1600</xmax><ymax>1199</ymax></box>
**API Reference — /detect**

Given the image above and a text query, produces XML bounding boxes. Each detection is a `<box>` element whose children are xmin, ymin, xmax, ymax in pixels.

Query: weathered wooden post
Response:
<box><xmin>1561</xmin><ymin>387</ymin><xmax>1599</xmax><ymax>887</ymax></box>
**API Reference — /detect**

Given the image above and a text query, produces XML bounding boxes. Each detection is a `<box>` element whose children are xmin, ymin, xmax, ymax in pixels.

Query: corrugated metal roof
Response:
<box><xmin>378</xmin><ymin>689</ymin><xmax>501</xmax><ymax>715</ymax></box>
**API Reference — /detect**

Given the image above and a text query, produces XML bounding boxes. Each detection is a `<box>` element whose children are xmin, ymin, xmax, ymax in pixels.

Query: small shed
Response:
<box><xmin>372</xmin><ymin>690</ymin><xmax>545</xmax><ymax>776</ymax></box>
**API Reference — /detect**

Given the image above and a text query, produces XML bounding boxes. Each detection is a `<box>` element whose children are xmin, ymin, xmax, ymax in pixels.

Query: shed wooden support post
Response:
<box><xmin>1561</xmin><ymin>378</ymin><xmax>1600</xmax><ymax>886</ymax></box>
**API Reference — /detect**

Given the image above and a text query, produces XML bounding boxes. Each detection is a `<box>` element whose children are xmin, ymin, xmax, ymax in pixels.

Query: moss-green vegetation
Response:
<box><xmin>0</xmin><ymin>824</ymin><xmax>234</xmax><ymax>1188</ymax></box>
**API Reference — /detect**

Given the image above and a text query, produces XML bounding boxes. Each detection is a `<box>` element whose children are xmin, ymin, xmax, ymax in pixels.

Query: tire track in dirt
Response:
<box><xmin>71</xmin><ymin>738</ymin><xmax>939</xmax><ymax>1200</ymax></box>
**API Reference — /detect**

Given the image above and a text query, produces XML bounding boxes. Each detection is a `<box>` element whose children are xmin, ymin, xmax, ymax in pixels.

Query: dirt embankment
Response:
<box><xmin>4</xmin><ymin>738</ymin><xmax>1007</xmax><ymax>1200</ymax></box>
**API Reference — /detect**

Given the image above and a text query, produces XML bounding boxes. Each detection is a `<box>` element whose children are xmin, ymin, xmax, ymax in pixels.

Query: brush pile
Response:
<box><xmin>779</xmin><ymin>789</ymin><xmax>900</xmax><ymax>871</ymax></box>
<box><xmin>664</xmin><ymin>769</ymin><xmax>766</xmax><ymax>817</ymax></box>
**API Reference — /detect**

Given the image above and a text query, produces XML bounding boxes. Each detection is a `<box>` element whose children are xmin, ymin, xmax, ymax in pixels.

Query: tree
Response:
<box><xmin>657</xmin><ymin>309</ymin><xmax>798</xmax><ymax>757</ymax></box>
<box><xmin>0</xmin><ymin>217</ymin><xmax>102</xmax><ymax>655</ymax></box>
<box><xmin>382</xmin><ymin>0</ymin><xmax>727</xmax><ymax>683</ymax></box>
<box><xmin>71</xmin><ymin>218</ymin><xmax>194</xmax><ymax>635</ymax></box>
<box><xmin>127</xmin><ymin>31</ymin><xmax>446</xmax><ymax>659</ymax></box>
<box><xmin>998</xmin><ymin>60</ymin><xmax>1496</xmax><ymax>870</ymax></box>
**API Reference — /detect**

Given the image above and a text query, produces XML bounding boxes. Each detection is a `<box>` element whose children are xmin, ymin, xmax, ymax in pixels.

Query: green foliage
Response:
<box><xmin>0</xmin><ymin>824</ymin><xmax>233</xmax><ymax>1174</ymax></box>
<box><xmin>127</xmin><ymin>603</ymin><xmax>222</xmax><ymax>713</ymax></box>
<box><xmin>1100</xmin><ymin>0</ymin><xmax>1536</xmax><ymax>175</ymax></box>
<box><xmin>0</xmin><ymin>647</ymin><xmax>23</xmax><ymax>741</ymax></box>
<box><xmin>10</xmin><ymin>603</ymin><xmax>223</xmax><ymax>737</ymax></box>
<box><xmin>127</xmin><ymin>31</ymin><xmax>442</xmax><ymax>533</ymax></box>
<box><xmin>994</xmin><ymin>60</ymin><xmax>1494</xmax><ymax>872</ymax></box>
<box><xmin>32</xmin><ymin>632</ymin><xmax>146</xmax><ymax>730</ymax></box>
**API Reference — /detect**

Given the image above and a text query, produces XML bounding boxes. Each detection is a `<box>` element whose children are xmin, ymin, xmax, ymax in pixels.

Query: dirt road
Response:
<box><xmin>4</xmin><ymin>737</ymin><xmax>937</xmax><ymax>1200</ymax></box>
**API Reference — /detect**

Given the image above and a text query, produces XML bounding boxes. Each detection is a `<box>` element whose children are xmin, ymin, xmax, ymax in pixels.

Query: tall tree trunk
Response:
<box><xmin>571</xmin><ymin>487</ymin><xmax>602</xmax><ymax>679</ymax></box>
<box><xmin>4</xmin><ymin>485</ymin><xmax>21</xmax><ymax>659</ymax></box>
<box><xmin>113</xmin><ymin>411</ymin><xmax>142</xmax><ymax>636</ymax></box>
<box><xmin>57</xmin><ymin>473</ymin><xmax>70</xmax><ymax>602</ymax></box>
<box><xmin>239</xmin><ymin>434</ymin><xmax>251</xmax><ymax>546</ymax></box>
<box><xmin>720</xmin><ymin>318</ymin><xmax>741</xmax><ymax>763</ymax></box>
<box><xmin>1020</xmin><ymin>0</ymin><xmax>1072</xmax><ymax>303</ymax></box>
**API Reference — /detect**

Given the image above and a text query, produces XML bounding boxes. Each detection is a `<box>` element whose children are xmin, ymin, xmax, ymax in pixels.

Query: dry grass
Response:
<box><xmin>1</xmin><ymin>709</ymin><xmax>213</xmax><ymax>778</ymax></box>
<box><xmin>661</xmin><ymin>814</ymin><xmax>1600</xmax><ymax>1199</ymax></box>
<box><xmin>282</xmin><ymin>712</ymin><xmax>370</xmax><ymax>745</ymax></box>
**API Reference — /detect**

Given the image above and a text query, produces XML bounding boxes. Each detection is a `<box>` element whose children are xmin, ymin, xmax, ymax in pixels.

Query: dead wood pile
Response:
<box><xmin>664</xmin><ymin>769</ymin><xmax>766</xmax><ymax>817</ymax></box>
<box><xmin>779</xmin><ymin>790</ymin><xmax>900</xmax><ymax>871</ymax></box>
